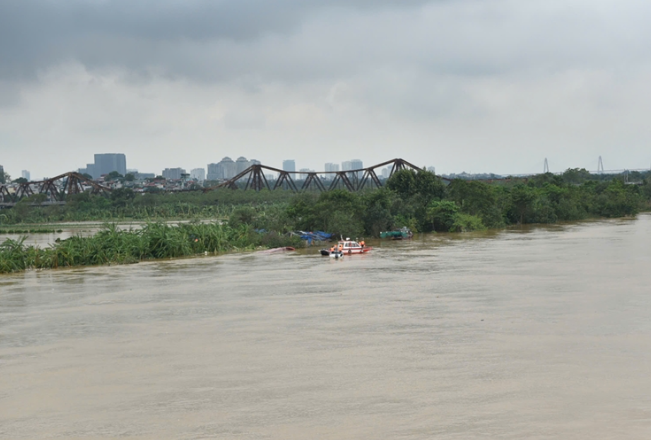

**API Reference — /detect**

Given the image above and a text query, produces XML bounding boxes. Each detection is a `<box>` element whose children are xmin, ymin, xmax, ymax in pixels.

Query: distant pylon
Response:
<box><xmin>598</xmin><ymin>156</ymin><xmax>604</xmax><ymax>173</ymax></box>
<box><xmin>543</xmin><ymin>158</ymin><xmax>549</xmax><ymax>173</ymax></box>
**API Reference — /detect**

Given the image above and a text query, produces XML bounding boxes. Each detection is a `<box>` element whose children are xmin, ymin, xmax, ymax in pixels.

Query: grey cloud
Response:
<box><xmin>3</xmin><ymin>0</ymin><xmax>650</xmax><ymax>87</ymax></box>
<box><xmin>0</xmin><ymin>0</ymin><xmax>433</xmax><ymax>79</ymax></box>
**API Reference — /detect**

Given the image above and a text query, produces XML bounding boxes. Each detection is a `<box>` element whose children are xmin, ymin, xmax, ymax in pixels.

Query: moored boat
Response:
<box><xmin>380</xmin><ymin>227</ymin><xmax>413</xmax><ymax>240</ymax></box>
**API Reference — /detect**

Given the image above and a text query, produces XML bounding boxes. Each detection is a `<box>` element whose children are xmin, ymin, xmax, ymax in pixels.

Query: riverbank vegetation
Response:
<box><xmin>0</xmin><ymin>222</ymin><xmax>301</xmax><ymax>274</ymax></box>
<box><xmin>1</xmin><ymin>168</ymin><xmax>650</xmax><ymax>235</ymax></box>
<box><xmin>1</xmin><ymin>169</ymin><xmax>649</xmax><ymax>274</ymax></box>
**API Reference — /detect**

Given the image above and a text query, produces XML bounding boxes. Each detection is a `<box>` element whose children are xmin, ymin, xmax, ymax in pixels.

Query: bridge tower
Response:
<box><xmin>597</xmin><ymin>156</ymin><xmax>604</xmax><ymax>174</ymax></box>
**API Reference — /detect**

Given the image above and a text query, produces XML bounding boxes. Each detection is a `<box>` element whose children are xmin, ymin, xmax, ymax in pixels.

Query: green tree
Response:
<box><xmin>110</xmin><ymin>188</ymin><xmax>136</xmax><ymax>207</ymax></box>
<box><xmin>415</xmin><ymin>170</ymin><xmax>446</xmax><ymax>203</ymax></box>
<box><xmin>106</xmin><ymin>171</ymin><xmax>124</xmax><ymax>181</ymax></box>
<box><xmin>509</xmin><ymin>184</ymin><xmax>537</xmax><ymax>224</ymax></box>
<box><xmin>562</xmin><ymin>168</ymin><xmax>591</xmax><ymax>184</ymax></box>
<box><xmin>386</xmin><ymin>169</ymin><xmax>417</xmax><ymax>198</ymax></box>
<box><xmin>426</xmin><ymin>200</ymin><xmax>459</xmax><ymax>232</ymax></box>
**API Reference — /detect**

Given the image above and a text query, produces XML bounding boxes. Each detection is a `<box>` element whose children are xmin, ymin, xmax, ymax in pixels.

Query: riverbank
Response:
<box><xmin>0</xmin><ymin>222</ymin><xmax>301</xmax><ymax>274</ymax></box>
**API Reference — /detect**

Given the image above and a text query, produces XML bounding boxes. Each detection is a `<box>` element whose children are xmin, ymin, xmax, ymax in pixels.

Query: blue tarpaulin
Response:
<box><xmin>298</xmin><ymin>231</ymin><xmax>334</xmax><ymax>245</ymax></box>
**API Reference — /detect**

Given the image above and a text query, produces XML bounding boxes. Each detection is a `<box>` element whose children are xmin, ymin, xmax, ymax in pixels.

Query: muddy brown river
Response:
<box><xmin>2</xmin><ymin>215</ymin><xmax>651</xmax><ymax>439</ymax></box>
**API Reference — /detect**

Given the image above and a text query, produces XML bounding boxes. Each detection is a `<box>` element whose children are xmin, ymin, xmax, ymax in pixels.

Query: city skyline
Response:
<box><xmin>2</xmin><ymin>2</ymin><xmax>651</xmax><ymax>180</ymax></box>
<box><xmin>0</xmin><ymin>152</ymin><xmax>643</xmax><ymax>183</ymax></box>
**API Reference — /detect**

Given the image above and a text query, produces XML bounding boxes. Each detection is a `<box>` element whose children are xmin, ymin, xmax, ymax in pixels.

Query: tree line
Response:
<box><xmin>1</xmin><ymin>169</ymin><xmax>650</xmax><ymax>238</ymax></box>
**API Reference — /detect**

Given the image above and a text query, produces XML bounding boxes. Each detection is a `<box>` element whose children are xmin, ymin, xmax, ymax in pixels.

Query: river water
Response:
<box><xmin>1</xmin><ymin>215</ymin><xmax>651</xmax><ymax>439</ymax></box>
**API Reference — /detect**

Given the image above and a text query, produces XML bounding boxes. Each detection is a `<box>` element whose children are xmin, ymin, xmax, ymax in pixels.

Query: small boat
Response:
<box><xmin>320</xmin><ymin>249</ymin><xmax>344</xmax><ymax>258</ymax></box>
<box><xmin>321</xmin><ymin>238</ymin><xmax>372</xmax><ymax>256</ymax></box>
<box><xmin>380</xmin><ymin>227</ymin><xmax>413</xmax><ymax>240</ymax></box>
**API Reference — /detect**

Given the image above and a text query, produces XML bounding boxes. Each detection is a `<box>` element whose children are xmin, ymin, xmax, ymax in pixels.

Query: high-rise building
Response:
<box><xmin>427</xmin><ymin>166</ymin><xmax>436</xmax><ymax>175</ymax></box>
<box><xmin>250</xmin><ymin>159</ymin><xmax>261</xmax><ymax>166</ymax></box>
<box><xmin>162</xmin><ymin>168</ymin><xmax>186</xmax><ymax>180</ymax></box>
<box><xmin>381</xmin><ymin>167</ymin><xmax>390</xmax><ymax>179</ymax></box>
<box><xmin>235</xmin><ymin>157</ymin><xmax>251</xmax><ymax>174</ymax></box>
<box><xmin>219</xmin><ymin>157</ymin><xmax>236</xmax><ymax>179</ymax></box>
<box><xmin>0</xmin><ymin>165</ymin><xmax>5</xmax><ymax>183</ymax></box>
<box><xmin>207</xmin><ymin>163</ymin><xmax>220</xmax><ymax>181</ymax></box>
<box><xmin>342</xmin><ymin>159</ymin><xmax>363</xmax><ymax>179</ymax></box>
<box><xmin>94</xmin><ymin>153</ymin><xmax>127</xmax><ymax>178</ymax></box>
<box><xmin>190</xmin><ymin>168</ymin><xmax>205</xmax><ymax>182</ymax></box>
<box><xmin>282</xmin><ymin>160</ymin><xmax>296</xmax><ymax>172</ymax></box>
<box><xmin>325</xmin><ymin>163</ymin><xmax>339</xmax><ymax>172</ymax></box>
<box><xmin>207</xmin><ymin>157</ymin><xmax>237</xmax><ymax>180</ymax></box>
<box><xmin>21</xmin><ymin>170</ymin><xmax>30</xmax><ymax>181</ymax></box>
<box><xmin>78</xmin><ymin>164</ymin><xmax>96</xmax><ymax>178</ymax></box>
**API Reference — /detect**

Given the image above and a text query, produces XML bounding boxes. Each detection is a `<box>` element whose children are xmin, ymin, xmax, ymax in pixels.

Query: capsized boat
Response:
<box><xmin>320</xmin><ymin>249</ymin><xmax>344</xmax><ymax>258</ymax></box>
<box><xmin>320</xmin><ymin>238</ymin><xmax>372</xmax><ymax>256</ymax></box>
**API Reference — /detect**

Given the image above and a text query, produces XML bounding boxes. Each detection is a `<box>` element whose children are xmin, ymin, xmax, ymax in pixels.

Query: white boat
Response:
<box><xmin>320</xmin><ymin>238</ymin><xmax>372</xmax><ymax>257</ymax></box>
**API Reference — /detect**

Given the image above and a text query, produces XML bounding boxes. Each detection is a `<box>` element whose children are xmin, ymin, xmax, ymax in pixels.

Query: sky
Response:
<box><xmin>1</xmin><ymin>0</ymin><xmax>651</xmax><ymax>180</ymax></box>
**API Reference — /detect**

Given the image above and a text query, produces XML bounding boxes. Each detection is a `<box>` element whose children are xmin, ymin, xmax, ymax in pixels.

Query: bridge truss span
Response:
<box><xmin>204</xmin><ymin>158</ymin><xmax>430</xmax><ymax>193</ymax></box>
<box><xmin>0</xmin><ymin>172</ymin><xmax>112</xmax><ymax>205</ymax></box>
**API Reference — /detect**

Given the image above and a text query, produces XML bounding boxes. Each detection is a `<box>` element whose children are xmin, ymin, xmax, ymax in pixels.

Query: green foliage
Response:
<box><xmin>426</xmin><ymin>201</ymin><xmax>459</xmax><ymax>232</ymax></box>
<box><xmin>0</xmin><ymin>222</ymin><xmax>302</xmax><ymax>274</ymax></box>
<box><xmin>3</xmin><ymin>167</ymin><xmax>648</xmax><ymax>243</ymax></box>
<box><xmin>386</xmin><ymin>169</ymin><xmax>418</xmax><ymax>198</ymax></box>
<box><xmin>106</xmin><ymin>171</ymin><xmax>123</xmax><ymax>181</ymax></box>
<box><xmin>562</xmin><ymin>168</ymin><xmax>591</xmax><ymax>184</ymax></box>
<box><xmin>450</xmin><ymin>213</ymin><xmax>486</xmax><ymax>232</ymax></box>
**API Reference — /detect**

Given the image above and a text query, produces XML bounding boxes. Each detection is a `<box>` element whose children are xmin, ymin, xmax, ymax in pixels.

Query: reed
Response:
<box><xmin>0</xmin><ymin>222</ymin><xmax>301</xmax><ymax>274</ymax></box>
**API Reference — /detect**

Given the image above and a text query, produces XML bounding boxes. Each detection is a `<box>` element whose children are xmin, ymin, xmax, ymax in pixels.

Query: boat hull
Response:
<box><xmin>321</xmin><ymin>249</ymin><xmax>344</xmax><ymax>258</ymax></box>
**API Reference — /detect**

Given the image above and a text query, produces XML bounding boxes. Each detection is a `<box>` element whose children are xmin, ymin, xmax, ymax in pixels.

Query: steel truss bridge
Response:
<box><xmin>0</xmin><ymin>159</ymin><xmax>432</xmax><ymax>207</ymax></box>
<box><xmin>0</xmin><ymin>172</ymin><xmax>111</xmax><ymax>207</ymax></box>
<box><xmin>206</xmin><ymin>158</ymin><xmax>427</xmax><ymax>192</ymax></box>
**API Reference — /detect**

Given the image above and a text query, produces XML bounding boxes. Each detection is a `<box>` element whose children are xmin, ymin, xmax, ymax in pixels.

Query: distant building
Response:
<box><xmin>325</xmin><ymin>163</ymin><xmax>339</xmax><ymax>172</ymax></box>
<box><xmin>350</xmin><ymin>159</ymin><xmax>363</xmax><ymax>171</ymax></box>
<box><xmin>381</xmin><ymin>167</ymin><xmax>390</xmax><ymax>179</ymax></box>
<box><xmin>427</xmin><ymin>166</ymin><xmax>436</xmax><ymax>175</ymax></box>
<box><xmin>21</xmin><ymin>170</ymin><xmax>30</xmax><ymax>181</ymax></box>
<box><xmin>162</xmin><ymin>168</ymin><xmax>186</xmax><ymax>180</ymax></box>
<box><xmin>127</xmin><ymin>168</ymin><xmax>138</xmax><ymax>175</ymax></box>
<box><xmin>94</xmin><ymin>153</ymin><xmax>127</xmax><ymax>178</ymax></box>
<box><xmin>190</xmin><ymin>168</ymin><xmax>205</xmax><ymax>182</ymax></box>
<box><xmin>134</xmin><ymin>172</ymin><xmax>155</xmax><ymax>180</ymax></box>
<box><xmin>343</xmin><ymin>159</ymin><xmax>363</xmax><ymax>179</ymax></box>
<box><xmin>220</xmin><ymin>157</ymin><xmax>236</xmax><ymax>179</ymax></box>
<box><xmin>78</xmin><ymin>164</ymin><xmax>96</xmax><ymax>178</ymax></box>
<box><xmin>207</xmin><ymin>157</ymin><xmax>237</xmax><ymax>180</ymax></box>
<box><xmin>298</xmin><ymin>168</ymin><xmax>314</xmax><ymax>180</ymax></box>
<box><xmin>235</xmin><ymin>156</ymin><xmax>251</xmax><ymax>174</ymax></box>
<box><xmin>283</xmin><ymin>160</ymin><xmax>296</xmax><ymax>172</ymax></box>
<box><xmin>206</xmin><ymin>163</ymin><xmax>220</xmax><ymax>181</ymax></box>
<box><xmin>250</xmin><ymin>159</ymin><xmax>261</xmax><ymax>166</ymax></box>
<box><xmin>0</xmin><ymin>165</ymin><xmax>4</xmax><ymax>183</ymax></box>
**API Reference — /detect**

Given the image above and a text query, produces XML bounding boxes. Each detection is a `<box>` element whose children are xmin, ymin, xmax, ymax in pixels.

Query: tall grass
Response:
<box><xmin>0</xmin><ymin>222</ymin><xmax>301</xmax><ymax>274</ymax></box>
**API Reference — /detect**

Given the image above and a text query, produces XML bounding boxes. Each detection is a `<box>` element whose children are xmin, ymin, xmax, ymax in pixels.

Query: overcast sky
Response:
<box><xmin>1</xmin><ymin>0</ymin><xmax>650</xmax><ymax>179</ymax></box>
